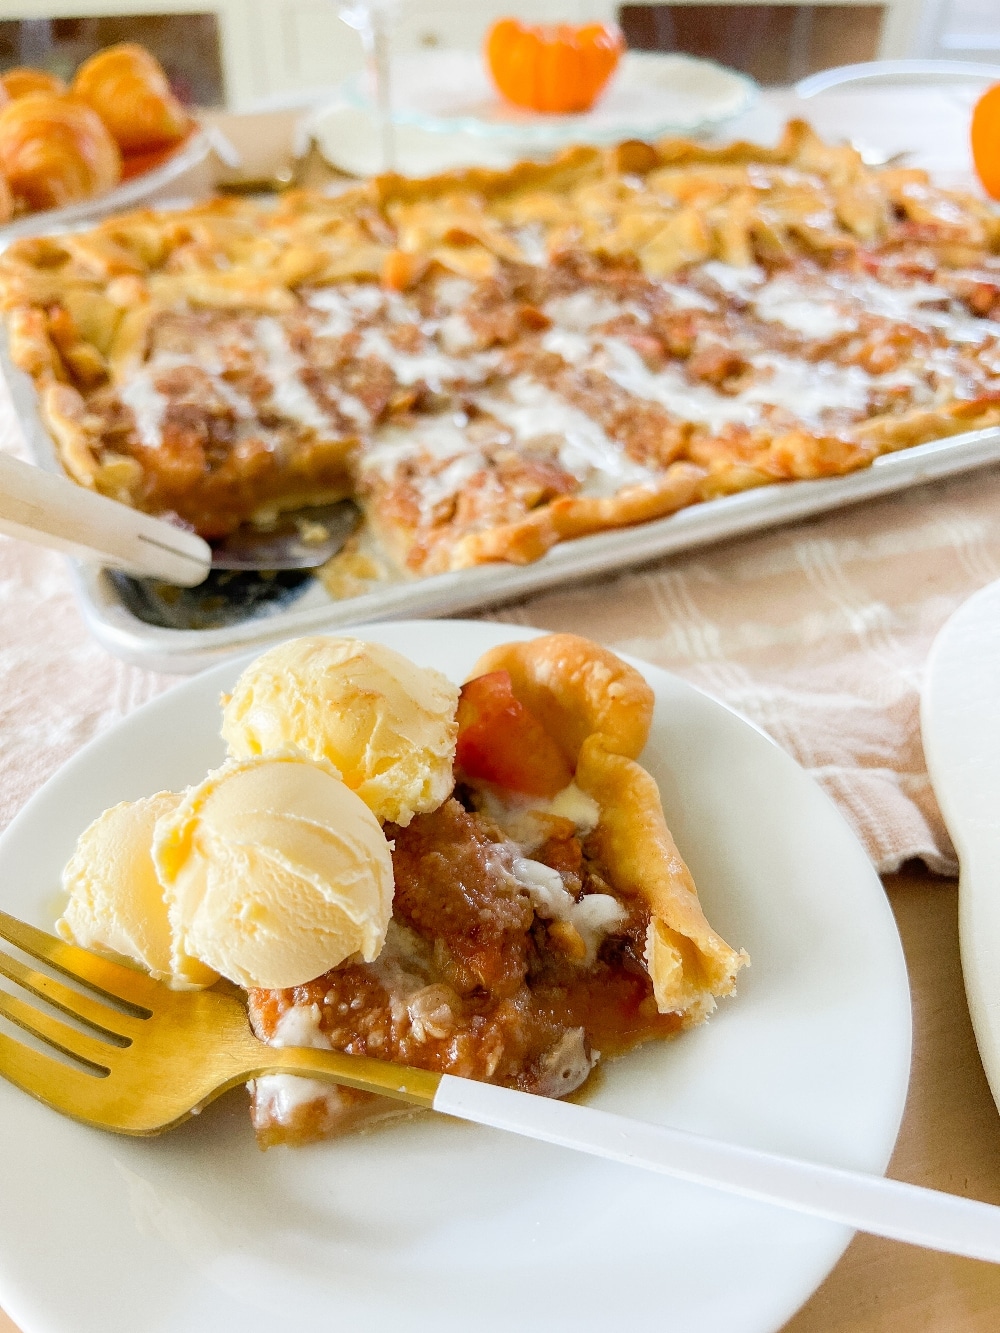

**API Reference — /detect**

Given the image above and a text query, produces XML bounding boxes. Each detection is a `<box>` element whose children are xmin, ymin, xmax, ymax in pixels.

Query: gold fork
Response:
<box><xmin>0</xmin><ymin>907</ymin><xmax>438</xmax><ymax>1134</ymax></box>
<box><xmin>5</xmin><ymin>905</ymin><xmax>1000</xmax><ymax>1264</ymax></box>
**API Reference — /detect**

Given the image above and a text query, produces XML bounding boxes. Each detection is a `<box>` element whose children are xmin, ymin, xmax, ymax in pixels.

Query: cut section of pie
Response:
<box><xmin>247</xmin><ymin>633</ymin><xmax>747</xmax><ymax>1147</ymax></box>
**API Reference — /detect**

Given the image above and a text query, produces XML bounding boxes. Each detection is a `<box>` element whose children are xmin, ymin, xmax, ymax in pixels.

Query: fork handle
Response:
<box><xmin>430</xmin><ymin>1076</ymin><xmax>1000</xmax><ymax>1264</ymax></box>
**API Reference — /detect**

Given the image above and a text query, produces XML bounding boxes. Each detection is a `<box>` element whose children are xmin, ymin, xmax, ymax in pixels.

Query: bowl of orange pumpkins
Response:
<box><xmin>0</xmin><ymin>42</ymin><xmax>213</xmax><ymax>238</ymax></box>
<box><xmin>339</xmin><ymin>19</ymin><xmax>756</xmax><ymax>150</ymax></box>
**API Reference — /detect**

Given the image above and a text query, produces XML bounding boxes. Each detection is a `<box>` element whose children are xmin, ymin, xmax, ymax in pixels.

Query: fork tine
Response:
<box><xmin>0</xmin><ymin>1028</ymin><xmax>117</xmax><ymax>1126</ymax></box>
<box><xmin>0</xmin><ymin>986</ymin><xmax>117</xmax><ymax>1072</ymax></box>
<box><xmin>0</xmin><ymin>948</ymin><xmax>137</xmax><ymax>1042</ymax></box>
<box><xmin>0</xmin><ymin>909</ymin><xmax>156</xmax><ymax>1012</ymax></box>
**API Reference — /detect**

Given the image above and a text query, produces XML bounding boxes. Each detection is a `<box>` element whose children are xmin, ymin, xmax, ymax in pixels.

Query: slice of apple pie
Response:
<box><xmin>247</xmin><ymin>634</ymin><xmax>747</xmax><ymax>1146</ymax></box>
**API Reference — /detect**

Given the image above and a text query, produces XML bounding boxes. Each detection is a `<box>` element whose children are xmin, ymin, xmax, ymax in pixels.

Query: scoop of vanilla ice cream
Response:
<box><xmin>152</xmin><ymin>755</ymin><xmax>394</xmax><ymax>989</ymax></box>
<box><xmin>221</xmin><ymin>636</ymin><xmax>459</xmax><ymax>827</ymax></box>
<box><xmin>57</xmin><ymin>792</ymin><xmax>218</xmax><ymax>989</ymax></box>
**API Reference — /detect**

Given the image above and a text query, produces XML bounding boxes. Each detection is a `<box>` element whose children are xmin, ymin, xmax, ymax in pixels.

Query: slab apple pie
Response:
<box><xmin>3</xmin><ymin>119</ymin><xmax>998</xmax><ymax>578</ymax></box>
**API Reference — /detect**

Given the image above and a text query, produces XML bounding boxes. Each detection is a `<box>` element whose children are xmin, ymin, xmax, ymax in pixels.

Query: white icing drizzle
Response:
<box><xmin>415</xmin><ymin>453</ymin><xmax>485</xmax><ymax>523</ymax></box>
<box><xmin>747</xmin><ymin>353</ymin><xmax>873</xmax><ymax>422</ymax></box>
<box><xmin>333</xmin><ymin>389</ymin><xmax>372</xmax><ymax>428</ymax></box>
<box><xmin>599</xmin><ymin>337</ymin><xmax>746</xmax><ymax>429</ymax></box>
<box><xmin>210</xmin><ymin>374</ymin><xmax>255</xmax><ymax>418</ymax></box>
<box><xmin>251</xmin><ymin>1074</ymin><xmax>342</xmax><ymax>1121</ymax></box>
<box><xmin>349</xmin><ymin>284</ymin><xmax>387</xmax><ymax>317</ymax></box>
<box><xmin>250</xmin><ymin>1003</ymin><xmax>336</xmax><ymax>1127</ymax></box>
<box><xmin>541</xmin><ymin>291</ymin><xmax>651</xmax><ymax>360</ymax></box>
<box><xmin>541</xmin><ymin>328</ymin><xmax>592</xmax><ymax>364</ymax></box>
<box><xmin>532</xmin><ymin>269</ymin><xmax>997</xmax><ymax>435</ymax></box>
<box><xmin>363</xmin><ymin>414</ymin><xmax>474</xmax><ymax>473</ymax></box>
<box><xmin>753</xmin><ymin>274</ymin><xmax>857</xmax><ymax>338</ymax></box>
<box><xmin>701</xmin><ymin>261</ymin><xmax>767</xmax><ymax>298</ymax></box>
<box><xmin>306</xmin><ymin>282</ymin><xmax>386</xmax><ymax>337</ymax></box>
<box><xmin>476</xmin><ymin>781</ymin><xmax>601</xmax><ymax>852</ymax></box>
<box><xmin>512</xmin><ymin>224</ymin><xmax>548</xmax><ymax>266</ymax></box>
<box><xmin>438</xmin><ymin>313</ymin><xmax>477</xmax><ymax>353</ymax></box>
<box><xmin>546</xmin><ymin>783</ymin><xmax>601</xmax><ymax>832</ymax></box>
<box><xmin>121</xmin><ymin>242</ymin><xmax>1000</xmax><ymax>501</ymax></box>
<box><xmin>600</xmin><ymin>337</ymin><xmax>872</xmax><ymax>430</ymax></box>
<box><xmin>544</xmin><ymin>291</ymin><xmax>625</xmax><ymax>331</ymax></box>
<box><xmin>476</xmin><ymin>377</ymin><xmax>656</xmax><ymax>496</ymax></box>
<box><xmin>828</xmin><ymin>272</ymin><xmax>1000</xmax><ymax>344</ymax></box>
<box><xmin>271</xmin><ymin>1002</ymin><xmax>331</xmax><ymax>1049</ymax></box>
<box><xmin>254</xmin><ymin>316</ymin><xmax>333</xmax><ymax>432</ymax></box>
<box><xmin>361</xmin><ymin>415</ymin><xmax>490</xmax><ymax>523</ymax></box>
<box><xmin>120</xmin><ymin>374</ymin><xmax>168</xmax><ymax>450</ymax></box>
<box><xmin>509</xmin><ymin>856</ymin><xmax>625</xmax><ymax>965</ymax></box>
<box><xmin>120</xmin><ymin>351</ymin><xmax>255</xmax><ymax>448</ymax></box>
<box><xmin>357</xmin><ymin>326</ymin><xmax>495</xmax><ymax>390</ymax></box>
<box><xmin>367</xmin><ymin>920</ymin><xmax>436</xmax><ymax>1028</ymax></box>
<box><xmin>433</xmin><ymin>276</ymin><xmax>476</xmax><ymax>311</ymax></box>
<box><xmin>510</xmin><ymin>857</ymin><xmax>571</xmax><ymax>915</ymax></box>
<box><xmin>657</xmin><ymin>280</ymin><xmax>716</xmax><ymax>312</ymax></box>
<box><xmin>306</xmin><ymin>287</ymin><xmax>365</xmax><ymax>338</ymax></box>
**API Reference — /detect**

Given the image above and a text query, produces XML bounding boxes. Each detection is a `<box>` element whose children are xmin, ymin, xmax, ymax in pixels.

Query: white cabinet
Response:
<box><xmin>239</xmin><ymin>0</ymin><xmax>362</xmax><ymax>101</ymax></box>
<box><xmin>920</xmin><ymin>0</ymin><xmax>1000</xmax><ymax>60</ymax></box>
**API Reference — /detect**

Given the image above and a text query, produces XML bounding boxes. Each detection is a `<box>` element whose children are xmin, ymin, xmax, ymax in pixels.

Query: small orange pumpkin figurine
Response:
<box><xmin>972</xmin><ymin>83</ymin><xmax>1000</xmax><ymax>201</ymax></box>
<box><xmin>486</xmin><ymin>18</ymin><xmax>624</xmax><ymax>115</ymax></box>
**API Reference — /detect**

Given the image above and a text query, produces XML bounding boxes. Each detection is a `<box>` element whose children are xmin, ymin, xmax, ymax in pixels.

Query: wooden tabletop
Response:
<box><xmin>786</xmin><ymin>869</ymin><xmax>1000</xmax><ymax>1331</ymax></box>
<box><xmin>2</xmin><ymin>866</ymin><xmax>999</xmax><ymax>1332</ymax></box>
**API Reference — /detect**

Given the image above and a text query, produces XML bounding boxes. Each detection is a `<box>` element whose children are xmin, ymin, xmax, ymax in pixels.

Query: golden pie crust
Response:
<box><xmin>248</xmin><ymin>633</ymin><xmax>747</xmax><ymax>1146</ymax></box>
<box><xmin>2</xmin><ymin>120</ymin><xmax>998</xmax><ymax>563</ymax></box>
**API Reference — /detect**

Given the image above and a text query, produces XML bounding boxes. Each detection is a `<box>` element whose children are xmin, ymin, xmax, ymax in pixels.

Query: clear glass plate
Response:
<box><xmin>342</xmin><ymin>49</ymin><xmax>757</xmax><ymax>145</ymax></box>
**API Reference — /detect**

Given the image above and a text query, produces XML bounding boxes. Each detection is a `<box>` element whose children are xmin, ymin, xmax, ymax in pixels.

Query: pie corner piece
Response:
<box><xmin>247</xmin><ymin>632</ymin><xmax>748</xmax><ymax>1149</ymax></box>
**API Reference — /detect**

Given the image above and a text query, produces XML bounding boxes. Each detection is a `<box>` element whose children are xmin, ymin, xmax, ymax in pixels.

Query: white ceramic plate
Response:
<box><xmin>0</xmin><ymin>620</ymin><xmax>910</xmax><ymax>1333</ymax></box>
<box><xmin>343</xmin><ymin>50</ymin><xmax>757</xmax><ymax>145</ymax></box>
<box><xmin>922</xmin><ymin>579</ymin><xmax>1000</xmax><ymax>1115</ymax></box>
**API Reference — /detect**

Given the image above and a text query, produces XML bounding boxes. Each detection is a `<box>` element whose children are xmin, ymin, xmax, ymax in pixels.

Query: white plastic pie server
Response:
<box><xmin>0</xmin><ymin>452</ymin><xmax>211</xmax><ymax>586</ymax></box>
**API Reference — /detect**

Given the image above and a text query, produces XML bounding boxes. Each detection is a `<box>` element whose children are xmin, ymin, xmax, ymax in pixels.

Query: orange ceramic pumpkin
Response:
<box><xmin>486</xmin><ymin>18</ymin><xmax>624</xmax><ymax>115</ymax></box>
<box><xmin>972</xmin><ymin>82</ymin><xmax>1000</xmax><ymax>201</ymax></box>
